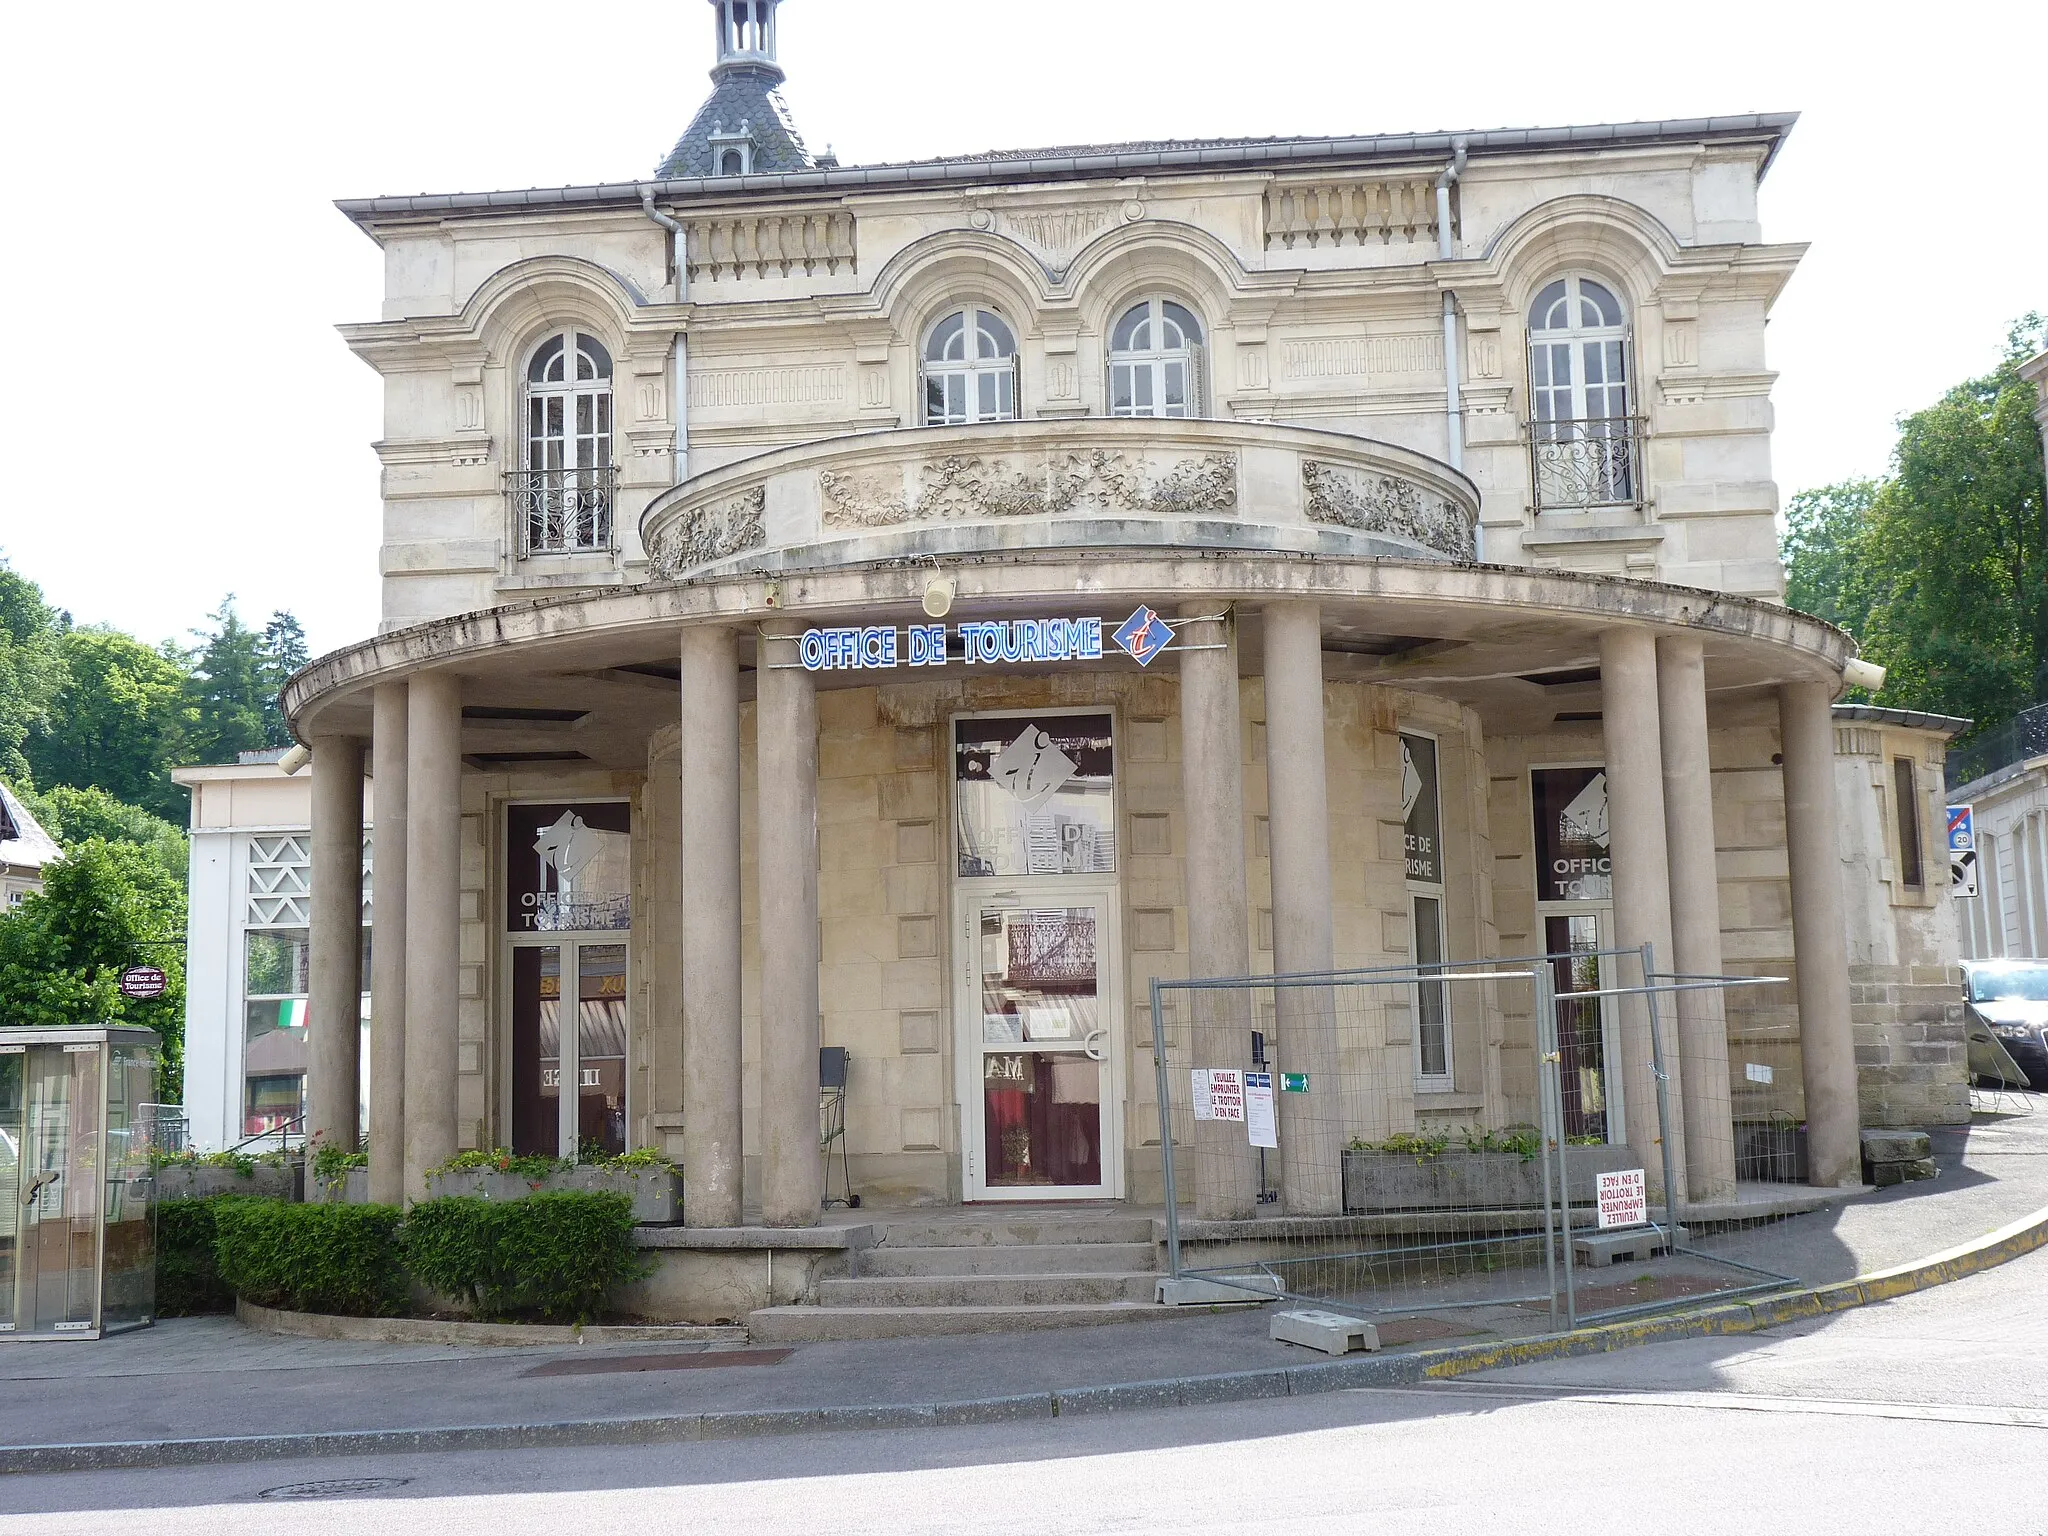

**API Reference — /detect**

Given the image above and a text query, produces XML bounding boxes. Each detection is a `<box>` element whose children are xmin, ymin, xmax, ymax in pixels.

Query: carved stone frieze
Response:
<box><xmin>650</xmin><ymin>485</ymin><xmax>767</xmax><ymax>577</ymax></box>
<box><xmin>819</xmin><ymin>451</ymin><xmax>1238</xmax><ymax>529</ymax></box>
<box><xmin>1302</xmin><ymin>460</ymin><xmax>1474</xmax><ymax>562</ymax></box>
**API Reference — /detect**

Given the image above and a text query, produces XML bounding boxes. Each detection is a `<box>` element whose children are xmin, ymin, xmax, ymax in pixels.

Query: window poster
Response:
<box><xmin>1531</xmin><ymin>766</ymin><xmax>1610</xmax><ymax>903</ymax></box>
<box><xmin>506</xmin><ymin>801</ymin><xmax>632</xmax><ymax>932</ymax></box>
<box><xmin>955</xmin><ymin>714</ymin><xmax>1116</xmax><ymax>877</ymax></box>
<box><xmin>1400</xmin><ymin>732</ymin><xmax>1442</xmax><ymax>886</ymax></box>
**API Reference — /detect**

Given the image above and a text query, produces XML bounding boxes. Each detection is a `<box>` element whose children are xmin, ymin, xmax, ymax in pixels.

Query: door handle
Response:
<box><xmin>1083</xmin><ymin>1028</ymin><xmax>1108</xmax><ymax>1063</ymax></box>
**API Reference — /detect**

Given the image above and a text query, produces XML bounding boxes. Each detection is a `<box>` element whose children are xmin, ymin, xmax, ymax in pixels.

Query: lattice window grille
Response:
<box><xmin>247</xmin><ymin>835</ymin><xmax>312</xmax><ymax>926</ymax></box>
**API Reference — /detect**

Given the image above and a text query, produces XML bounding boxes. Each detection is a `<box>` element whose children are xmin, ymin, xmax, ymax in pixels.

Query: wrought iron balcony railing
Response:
<box><xmin>506</xmin><ymin>466</ymin><xmax>618</xmax><ymax>556</ymax></box>
<box><xmin>1527</xmin><ymin>415</ymin><xmax>1644</xmax><ymax>513</ymax></box>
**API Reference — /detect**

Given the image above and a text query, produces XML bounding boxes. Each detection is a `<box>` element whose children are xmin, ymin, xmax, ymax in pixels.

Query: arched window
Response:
<box><xmin>1108</xmin><ymin>298</ymin><xmax>1202</xmax><ymax>418</ymax></box>
<box><xmin>520</xmin><ymin>330</ymin><xmax>615</xmax><ymax>555</ymax></box>
<box><xmin>1527</xmin><ymin>275</ymin><xmax>1636</xmax><ymax>509</ymax></box>
<box><xmin>923</xmin><ymin>306</ymin><xmax>1018</xmax><ymax>425</ymax></box>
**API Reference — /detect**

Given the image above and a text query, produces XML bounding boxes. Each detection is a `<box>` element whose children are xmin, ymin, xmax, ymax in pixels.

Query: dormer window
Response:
<box><xmin>514</xmin><ymin>330</ymin><xmax>615</xmax><ymax>557</ymax></box>
<box><xmin>708</xmin><ymin>120</ymin><xmax>755</xmax><ymax>176</ymax></box>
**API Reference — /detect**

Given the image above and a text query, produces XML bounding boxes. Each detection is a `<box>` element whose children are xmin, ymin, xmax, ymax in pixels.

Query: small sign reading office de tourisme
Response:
<box><xmin>118</xmin><ymin>966</ymin><xmax>168</xmax><ymax>1001</ymax></box>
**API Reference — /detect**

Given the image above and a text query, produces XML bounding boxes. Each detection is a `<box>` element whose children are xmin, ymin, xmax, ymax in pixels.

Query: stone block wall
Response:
<box><xmin>1851</xmin><ymin>963</ymin><xmax>1969</xmax><ymax>1127</ymax></box>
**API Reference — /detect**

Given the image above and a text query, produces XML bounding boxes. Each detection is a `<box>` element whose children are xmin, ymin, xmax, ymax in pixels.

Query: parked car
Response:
<box><xmin>1961</xmin><ymin>960</ymin><xmax>2048</xmax><ymax>1089</ymax></box>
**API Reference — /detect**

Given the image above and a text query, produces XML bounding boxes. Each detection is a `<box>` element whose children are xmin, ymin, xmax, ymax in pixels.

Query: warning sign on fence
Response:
<box><xmin>1596</xmin><ymin>1167</ymin><xmax>1648</xmax><ymax>1229</ymax></box>
<box><xmin>1192</xmin><ymin>1068</ymin><xmax>1245</xmax><ymax>1122</ymax></box>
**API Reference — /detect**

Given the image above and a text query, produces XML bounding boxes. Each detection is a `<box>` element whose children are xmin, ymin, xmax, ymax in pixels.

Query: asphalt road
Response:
<box><xmin>4</xmin><ymin>1245</ymin><xmax>2045</xmax><ymax>1535</ymax></box>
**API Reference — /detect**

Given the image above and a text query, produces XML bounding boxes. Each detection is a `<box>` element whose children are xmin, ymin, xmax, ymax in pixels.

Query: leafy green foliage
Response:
<box><xmin>211</xmin><ymin>1200</ymin><xmax>406</xmax><ymax>1316</ymax></box>
<box><xmin>1459</xmin><ymin>1126</ymin><xmax>1543</xmax><ymax>1162</ymax></box>
<box><xmin>182</xmin><ymin>597</ymin><xmax>304</xmax><ymax>766</ymax></box>
<box><xmin>155</xmin><ymin>1197</ymin><xmax>241</xmax><ymax>1316</ymax></box>
<box><xmin>401</xmin><ymin>1192</ymin><xmax>648</xmax><ymax>1324</ymax></box>
<box><xmin>0</xmin><ymin>839</ymin><xmax>186</xmax><ymax>1097</ymax></box>
<box><xmin>0</xmin><ymin>557</ymin><xmax>63</xmax><ymax>786</ymax></box>
<box><xmin>432</xmin><ymin>1147</ymin><xmax>571</xmax><ymax>1182</ymax></box>
<box><xmin>26</xmin><ymin>628</ymin><xmax>197</xmax><ymax>823</ymax></box>
<box><xmin>1782</xmin><ymin>315</ymin><xmax>2048</xmax><ymax>732</ymax></box>
<box><xmin>21</xmin><ymin>783</ymin><xmax>186</xmax><ymax>887</ymax></box>
<box><xmin>310</xmin><ymin>1141</ymin><xmax>370</xmax><ymax>1186</ymax></box>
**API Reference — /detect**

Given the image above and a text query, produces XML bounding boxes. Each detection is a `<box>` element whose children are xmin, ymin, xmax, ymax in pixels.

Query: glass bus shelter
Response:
<box><xmin>1</xmin><ymin>1027</ymin><xmax>160</xmax><ymax>1340</ymax></box>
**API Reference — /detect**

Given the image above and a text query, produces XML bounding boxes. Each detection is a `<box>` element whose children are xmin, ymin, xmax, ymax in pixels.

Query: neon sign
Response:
<box><xmin>798</xmin><ymin>612</ymin><xmax>1173</xmax><ymax>673</ymax></box>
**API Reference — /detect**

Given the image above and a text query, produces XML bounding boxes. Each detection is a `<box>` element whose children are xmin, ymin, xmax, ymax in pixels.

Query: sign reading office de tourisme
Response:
<box><xmin>795</xmin><ymin>606</ymin><xmax>1180</xmax><ymax>674</ymax></box>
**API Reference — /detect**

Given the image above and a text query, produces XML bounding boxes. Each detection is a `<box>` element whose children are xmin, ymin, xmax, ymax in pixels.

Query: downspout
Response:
<box><xmin>639</xmin><ymin>187</ymin><xmax>689</xmax><ymax>470</ymax></box>
<box><xmin>1435</xmin><ymin>136</ymin><xmax>1473</xmax><ymax>559</ymax></box>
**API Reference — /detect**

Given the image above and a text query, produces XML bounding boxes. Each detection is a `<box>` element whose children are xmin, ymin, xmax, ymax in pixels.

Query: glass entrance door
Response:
<box><xmin>964</xmin><ymin>897</ymin><xmax>1119</xmax><ymax>1199</ymax></box>
<box><xmin>1544</xmin><ymin>912</ymin><xmax>1624</xmax><ymax>1144</ymax></box>
<box><xmin>9</xmin><ymin>1044</ymin><xmax>103</xmax><ymax>1335</ymax></box>
<box><xmin>510</xmin><ymin>940</ymin><xmax>628</xmax><ymax>1160</ymax></box>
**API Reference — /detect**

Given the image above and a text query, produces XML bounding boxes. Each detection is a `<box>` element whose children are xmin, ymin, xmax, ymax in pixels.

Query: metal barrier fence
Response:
<box><xmin>1150</xmin><ymin>945</ymin><xmax>1798</xmax><ymax>1333</ymax></box>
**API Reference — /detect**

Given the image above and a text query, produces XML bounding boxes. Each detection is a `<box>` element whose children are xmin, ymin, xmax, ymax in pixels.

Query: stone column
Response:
<box><xmin>1657</xmin><ymin>636</ymin><xmax>1737</xmax><ymax>1200</ymax></box>
<box><xmin>757</xmin><ymin>625</ymin><xmax>822</xmax><ymax>1226</ymax></box>
<box><xmin>1600</xmin><ymin>628</ymin><xmax>1687</xmax><ymax>1202</ymax></box>
<box><xmin>1178</xmin><ymin>604</ymin><xmax>1259</xmax><ymax>1219</ymax></box>
<box><xmin>368</xmin><ymin>684</ymin><xmax>410</xmax><ymax>1205</ymax></box>
<box><xmin>1263</xmin><ymin>601</ymin><xmax>1342</xmax><ymax>1215</ymax></box>
<box><xmin>402</xmin><ymin>671</ymin><xmax>463</xmax><ymax>1203</ymax></box>
<box><xmin>681</xmin><ymin>626</ymin><xmax>745</xmax><ymax>1227</ymax></box>
<box><xmin>306</xmin><ymin>734</ymin><xmax>365</xmax><ymax>1152</ymax></box>
<box><xmin>1779</xmin><ymin>680</ymin><xmax>1861</xmax><ymax>1187</ymax></box>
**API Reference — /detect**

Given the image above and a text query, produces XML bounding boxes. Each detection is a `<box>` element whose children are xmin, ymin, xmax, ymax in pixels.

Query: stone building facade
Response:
<box><xmin>277</xmin><ymin>1</ymin><xmax>1916</xmax><ymax>1233</ymax></box>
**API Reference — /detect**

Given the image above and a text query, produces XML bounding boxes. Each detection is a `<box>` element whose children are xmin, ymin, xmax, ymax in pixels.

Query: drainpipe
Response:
<box><xmin>1435</xmin><ymin>136</ymin><xmax>1474</xmax><ymax>558</ymax></box>
<box><xmin>640</xmin><ymin>188</ymin><xmax>690</xmax><ymax>471</ymax></box>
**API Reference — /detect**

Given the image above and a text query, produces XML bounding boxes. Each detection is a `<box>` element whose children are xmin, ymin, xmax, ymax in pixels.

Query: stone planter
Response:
<box><xmin>1342</xmin><ymin>1143</ymin><xmax>1643</xmax><ymax>1213</ymax></box>
<box><xmin>155</xmin><ymin>1163</ymin><xmax>297</xmax><ymax>1201</ymax></box>
<box><xmin>423</xmin><ymin>1165</ymin><xmax>684</xmax><ymax>1224</ymax></box>
<box><xmin>306</xmin><ymin>1168</ymin><xmax>373</xmax><ymax>1205</ymax></box>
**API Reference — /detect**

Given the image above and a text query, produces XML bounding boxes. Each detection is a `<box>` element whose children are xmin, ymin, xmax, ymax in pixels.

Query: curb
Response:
<box><xmin>234</xmin><ymin>1299</ymin><xmax>748</xmax><ymax>1350</ymax></box>
<box><xmin>7</xmin><ymin>1201</ymin><xmax>2045</xmax><ymax>1475</ymax></box>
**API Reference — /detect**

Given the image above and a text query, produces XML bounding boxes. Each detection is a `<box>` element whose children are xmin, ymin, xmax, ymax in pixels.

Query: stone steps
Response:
<box><xmin>818</xmin><ymin>1271</ymin><xmax>1160</xmax><ymax>1307</ymax></box>
<box><xmin>869</xmin><ymin>1215</ymin><xmax>1156</xmax><ymax>1248</ymax></box>
<box><xmin>855</xmin><ymin>1241</ymin><xmax>1158</xmax><ymax>1277</ymax></box>
<box><xmin>747</xmin><ymin>1301</ymin><xmax>1194</xmax><ymax>1342</ymax></box>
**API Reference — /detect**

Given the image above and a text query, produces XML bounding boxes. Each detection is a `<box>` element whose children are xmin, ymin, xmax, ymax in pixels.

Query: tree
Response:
<box><xmin>0</xmin><ymin>838</ymin><xmax>186</xmax><ymax>1099</ymax></box>
<box><xmin>0</xmin><ymin>555</ymin><xmax>63</xmax><ymax>786</ymax></box>
<box><xmin>185</xmin><ymin>597</ymin><xmax>311</xmax><ymax>765</ymax></box>
<box><xmin>1781</xmin><ymin>479</ymin><xmax>1879</xmax><ymax>636</ymax></box>
<box><xmin>259</xmin><ymin>610</ymin><xmax>310</xmax><ymax>749</ymax></box>
<box><xmin>25</xmin><ymin>626</ymin><xmax>196</xmax><ymax>823</ymax></box>
<box><xmin>21</xmin><ymin>782</ymin><xmax>188</xmax><ymax>888</ymax></box>
<box><xmin>1781</xmin><ymin>315</ymin><xmax>2048</xmax><ymax>732</ymax></box>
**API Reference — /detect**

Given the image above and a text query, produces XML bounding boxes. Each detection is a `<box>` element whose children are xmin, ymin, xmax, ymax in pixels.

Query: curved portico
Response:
<box><xmin>287</xmin><ymin>415</ymin><xmax>1860</xmax><ymax>1227</ymax></box>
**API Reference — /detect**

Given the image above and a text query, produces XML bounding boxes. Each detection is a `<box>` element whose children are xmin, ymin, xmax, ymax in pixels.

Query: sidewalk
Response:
<box><xmin>5</xmin><ymin>1099</ymin><xmax>2044</xmax><ymax>1467</ymax></box>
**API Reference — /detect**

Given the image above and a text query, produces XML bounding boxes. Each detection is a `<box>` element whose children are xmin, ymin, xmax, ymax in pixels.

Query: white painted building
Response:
<box><xmin>171</xmin><ymin>754</ymin><xmax>369</xmax><ymax>1149</ymax></box>
<box><xmin>0</xmin><ymin>782</ymin><xmax>60</xmax><ymax>911</ymax></box>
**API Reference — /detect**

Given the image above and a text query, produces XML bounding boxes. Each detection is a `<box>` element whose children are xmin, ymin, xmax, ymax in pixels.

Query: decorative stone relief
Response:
<box><xmin>998</xmin><ymin>206</ymin><xmax>1117</xmax><ymax>266</ymax></box>
<box><xmin>821</xmin><ymin>451</ymin><xmax>1238</xmax><ymax>529</ymax></box>
<box><xmin>649</xmin><ymin>486</ymin><xmax>767</xmax><ymax>577</ymax></box>
<box><xmin>1302</xmin><ymin>460</ymin><xmax>1473</xmax><ymax>562</ymax></box>
<box><xmin>690</xmin><ymin>365</ymin><xmax>846</xmax><ymax>410</ymax></box>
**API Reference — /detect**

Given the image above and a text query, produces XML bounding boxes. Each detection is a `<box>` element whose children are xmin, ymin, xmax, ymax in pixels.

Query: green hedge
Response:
<box><xmin>402</xmin><ymin>1191</ymin><xmax>647</xmax><ymax>1324</ymax></box>
<box><xmin>155</xmin><ymin>1197</ymin><xmax>239</xmax><ymax>1316</ymax></box>
<box><xmin>212</xmin><ymin>1200</ymin><xmax>407</xmax><ymax>1317</ymax></box>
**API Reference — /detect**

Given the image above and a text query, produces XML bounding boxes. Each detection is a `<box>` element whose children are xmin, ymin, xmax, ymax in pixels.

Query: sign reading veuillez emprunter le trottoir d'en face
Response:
<box><xmin>796</xmin><ymin>607</ymin><xmax>1177</xmax><ymax>673</ymax></box>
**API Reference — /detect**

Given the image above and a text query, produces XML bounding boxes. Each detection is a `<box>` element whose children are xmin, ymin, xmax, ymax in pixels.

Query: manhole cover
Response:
<box><xmin>257</xmin><ymin>1477</ymin><xmax>412</xmax><ymax>1500</ymax></box>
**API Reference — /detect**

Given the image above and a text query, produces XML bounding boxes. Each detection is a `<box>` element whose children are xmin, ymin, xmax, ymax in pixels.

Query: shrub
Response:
<box><xmin>212</xmin><ymin>1199</ymin><xmax>405</xmax><ymax>1316</ymax></box>
<box><xmin>156</xmin><ymin>1197</ymin><xmax>239</xmax><ymax>1316</ymax></box>
<box><xmin>402</xmin><ymin>1191</ymin><xmax>647</xmax><ymax>1324</ymax></box>
<box><xmin>430</xmin><ymin>1147</ymin><xmax>567</xmax><ymax>1182</ymax></box>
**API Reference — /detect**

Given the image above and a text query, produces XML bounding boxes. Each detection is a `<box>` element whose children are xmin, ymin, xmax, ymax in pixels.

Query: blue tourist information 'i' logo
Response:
<box><xmin>1112</xmin><ymin>606</ymin><xmax>1173</xmax><ymax>667</ymax></box>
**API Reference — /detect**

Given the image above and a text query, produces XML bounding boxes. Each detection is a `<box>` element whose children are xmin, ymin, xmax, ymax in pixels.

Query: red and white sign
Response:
<box><xmin>118</xmin><ymin>966</ymin><xmax>167</xmax><ymax>1001</ymax></box>
<box><xmin>1596</xmin><ymin>1167</ymin><xmax>1648</xmax><ymax>1230</ymax></box>
<box><xmin>1192</xmin><ymin>1068</ymin><xmax>1246</xmax><ymax>1122</ymax></box>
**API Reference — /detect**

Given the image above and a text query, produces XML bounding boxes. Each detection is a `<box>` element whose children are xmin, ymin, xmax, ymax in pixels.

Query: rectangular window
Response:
<box><xmin>1894</xmin><ymin>757</ymin><xmax>1924</xmax><ymax>888</ymax></box>
<box><xmin>1413</xmin><ymin>894</ymin><xmax>1450</xmax><ymax>1085</ymax></box>
<box><xmin>1402</xmin><ymin>731</ymin><xmax>1451</xmax><ymax>1087</ymax></box>
<box><xmin>955</xmin><ymin>714</ymin><xmax>1116</xmax><ymax>878</ymax></box>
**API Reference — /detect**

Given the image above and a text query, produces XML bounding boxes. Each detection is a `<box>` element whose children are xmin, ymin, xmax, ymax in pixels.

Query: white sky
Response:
<box><xmin>1</xmin><ymin>0</ymin><xmax>2041</xmax><ymax>657</ymax></box>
